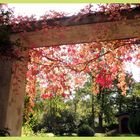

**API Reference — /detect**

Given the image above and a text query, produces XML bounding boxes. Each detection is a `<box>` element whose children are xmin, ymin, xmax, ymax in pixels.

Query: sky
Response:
<box><xmin>8</xmin><ymin>4</ymin><xmax>92</xmax><ymax>17</ymax></box>
<box><xmin>8</xmin><ymin>4</ymin><xmax>140</xmax><ymax>82</ymax></box>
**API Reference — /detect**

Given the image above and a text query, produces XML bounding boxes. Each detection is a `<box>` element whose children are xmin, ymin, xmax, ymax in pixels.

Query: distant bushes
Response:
<box><xmin>105</xmin><ymin>123</ymin><xmax>118</xmax><ymax>131</ymax></box>
<box><xmin>32</xmin><ymin>110</ymin><xmax>96</xmax><ymax>136</ymax></box>
<box><xmin>32</xmin><ymin>109</ymin><xmax>78</xmax><ymax>136</ymax></box>
<box><xmin>77</xmin><ymin>124</ymin><xmax>95</xmax><ymax>136</ymax></box>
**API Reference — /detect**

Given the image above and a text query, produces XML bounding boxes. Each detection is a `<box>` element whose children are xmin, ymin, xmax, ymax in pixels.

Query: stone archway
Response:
<box><xmin>116</xmin><ymin>113</ymin><xmax>130</xmax><ymax>134</ymax></box>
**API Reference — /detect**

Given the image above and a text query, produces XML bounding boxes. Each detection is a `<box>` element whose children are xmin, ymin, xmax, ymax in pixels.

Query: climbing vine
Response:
<box><xmin>0</xmin><ymin>4</ymin><xmax>140</xmax><ymax>113</ymax></box>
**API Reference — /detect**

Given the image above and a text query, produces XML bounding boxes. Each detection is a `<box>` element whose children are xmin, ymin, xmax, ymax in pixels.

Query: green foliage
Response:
<box><xmin>22</xmin><ymin>125</ymin><xmax>35</xmax><ymax>136</ymax></box>
<box><xmin>105</xmin><ymin>123</ymin><xmax>118</xmax><ymax>132</ymax></box>
<box><xmin>0</xmin><ymin>5</ymin><xmax>13</xmax><ymax>56</ymax></box>
<box><xmin>58</xmin><ymin>110</ymin><xmax>78</xmax><ymax>135</ymax></box>
<box><xmin>77</xmin><ymin>114</ymin><xmax>96</xmax><ymax>128</ymax></box>
<box><xmin>128</xmin><ymin>112</ymin><xmax>140</xmax><ymax>136</ymax></box>
<box><xmin>23</xmin><ymin>74</ymin><xmax>140</xmax><ymax>136</ymax></box>
<box><xmin>0</xmin><ymin>5</ymin><xmax>22</xmax><ymax>59</ymax></box>
<box><xmin>77</xmin><ymin>124</ymin><xmax>95</xmax><ymax>136</ymax></box>
<box><xmin>133</xmin><ymin>82</ymin><xmax>140</xmax><ymax>97</ymax></box>
<box><xmin>33</xmin><ymin>109</ymin><xmax>78</xmax><ymax>136</ymax></box>
<box><xmin>22</xmin><ymin>125</ymin><xmax>55</xmax><ymax>137</ymax></box>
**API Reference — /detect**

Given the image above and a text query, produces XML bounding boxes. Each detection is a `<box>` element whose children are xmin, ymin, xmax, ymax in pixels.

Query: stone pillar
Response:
<box><xmin>0</xmin><ymin>51</ymin><xmax>28</xmax><ymax>136</ymax></box>
<box><xmin>0</xmin><ymin>61</ymin><xmax>13</xmax><ymax>132</ymax></box>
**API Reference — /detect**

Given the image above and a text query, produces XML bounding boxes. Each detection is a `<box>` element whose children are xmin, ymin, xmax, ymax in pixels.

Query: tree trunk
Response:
<box><xmin>118</xmin><ymin>94</ymin><xmax>123</xmax><ymax>113</ymax></box>
<box><xmin>74</xmin><ymin>102</ymin><xmax>77</xmax><ymax>114</ymax></box>
<box><xmin>91</xmin><ymin>94</ymin><xmax>95</xmax><ymax>128</ymax></box>
<box><xmin>98</xmin><ymin>90</ymin><xmax>104</xmax><ymax>129</ymax></box>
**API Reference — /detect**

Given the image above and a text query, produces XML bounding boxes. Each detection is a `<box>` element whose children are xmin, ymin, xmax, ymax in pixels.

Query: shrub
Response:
<box><xmin>57</xmin><ymin>110</ymin><xmax>78</xmax><ymax>135</ymax></box>
<box><xmin>77</xmin><ymin>124</ymin><xmax>95</xmax><ymax>136</ymax></box>
<box><xmin>128</xmin><ymin>112</ymin><xmax>140</xmax><ymax>136</ymax></box>
<box><xmin>105</xmin><ymin>123</ymin><xmax>118</xmax><ymax>131</ymax></box>
<box><xmin>32</xmin><ymin>123</ymin><xmax>44</xmax><ymax>133</ymax></box>
<box><xmin>33</xmin><ymin>109</ymin><xmax>78</xmax><ymax>136</ymax></box>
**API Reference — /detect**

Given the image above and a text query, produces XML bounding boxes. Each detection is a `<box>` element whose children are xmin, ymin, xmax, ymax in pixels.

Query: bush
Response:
<box><xmin>105</xmin><ymin>123</ymin><xmax>118</xmax><ymax>131</ymax></box>
<box><xmin>32</xmin><ymin>123</ymin><xmax>44</xmax><ymax>133</ymax></box>
<box><xmin>78</xmin><ymin>115</ymin><xmax>91</xmax><ymax>126</ymax></box>
<box><xmin>128</xmin><ymin>112</ymin><xmax>140</xmax><ymax>136</ymax></box>
<box><xmin>58</xmin><ymin>110</ymin><xmax>78</xmax><ymax>135</ymax></box>
<box><xmin>33</xmin><ymin>109</ymin><xmax>78</xmax><ymax>136</ymax></box>
<box><xmin>77</xmin><ymin>124</ymin><xmax>95</xmax><ymax>136</ymax></box>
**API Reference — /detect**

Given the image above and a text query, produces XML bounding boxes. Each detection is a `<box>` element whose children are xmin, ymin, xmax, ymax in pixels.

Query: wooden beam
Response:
<box><xmin>10</xmin><ymin>18</ymin><xmax>140</xmax><ymax>48</ymax></box>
